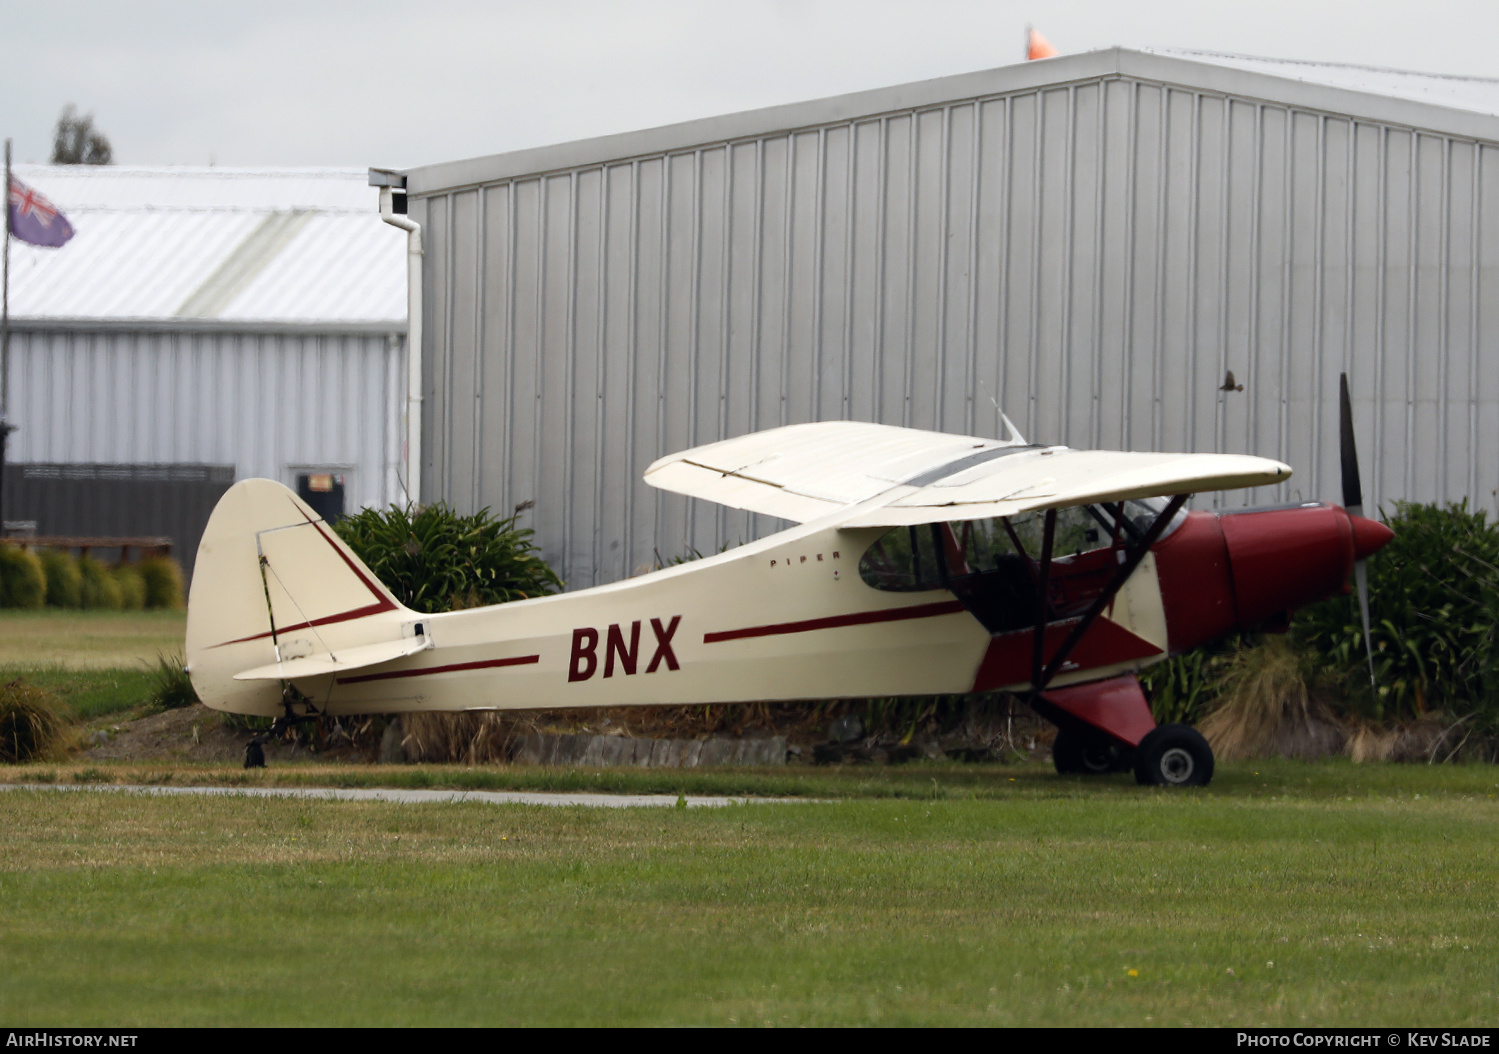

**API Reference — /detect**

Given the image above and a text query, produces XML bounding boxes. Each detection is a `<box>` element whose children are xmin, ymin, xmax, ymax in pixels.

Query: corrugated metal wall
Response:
<box><xmin>6</xmin><ymin>325</ymin><xmax>406</xmax><ymax>514</ymax></box>
<box><xmin>415</xmin><ymin>73</ymin><xmax>1499</xmax><ymax>589</ymax></box>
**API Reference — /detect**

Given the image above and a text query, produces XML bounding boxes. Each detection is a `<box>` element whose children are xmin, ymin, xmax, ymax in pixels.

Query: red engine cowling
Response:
<box><xmin>1153</xmin><ymin>503</ymin><xmax>1393</xmax><ymax>652</ymax></box>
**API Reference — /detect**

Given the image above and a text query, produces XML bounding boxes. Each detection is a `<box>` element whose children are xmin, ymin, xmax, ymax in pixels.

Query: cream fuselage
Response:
<box><xmin>188</xmin><ymin>490</ymin><xmax>1168</xmax><ymax>718</ymax></box>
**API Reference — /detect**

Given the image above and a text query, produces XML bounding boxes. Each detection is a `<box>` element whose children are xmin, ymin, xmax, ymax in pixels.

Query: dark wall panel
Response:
<box><xmin>2</xmin><ymin>463</ymin><xmax>236</xmax><ymax>581</ymax></box>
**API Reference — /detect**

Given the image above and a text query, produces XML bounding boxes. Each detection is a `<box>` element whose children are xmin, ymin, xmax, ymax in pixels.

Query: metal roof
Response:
<box><xmin>402</xmin><ymin>47</ymin><xmax>1499</xmax><ymax>196</ymax></box>
<box><xmin>1148</xmin><ymin>49</ymin><xmax>1499</xmax><ymax>118</ymax></box>
<box><xmin>6</xmin><ymin>166</ymin><xmax>405</xmax><ymax>326</ymax></box>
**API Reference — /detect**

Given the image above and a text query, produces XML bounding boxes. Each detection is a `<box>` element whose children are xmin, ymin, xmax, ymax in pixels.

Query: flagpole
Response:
<box><xmin>2</xmin><ymin>137</ymin><xmax>10</xmax><ymax>533</ymax></box>
<box><xmin>2</xmin><ymin>136</ymin><xmax>10</xmax><ymax>418</ymax></box>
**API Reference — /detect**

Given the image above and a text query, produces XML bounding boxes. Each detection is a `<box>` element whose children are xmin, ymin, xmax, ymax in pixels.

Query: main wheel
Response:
<box><xmin>1053</xmin><ymin>728</ymin><xmax>1131</xmax><ymax>775</ymax></box>
<box><xmin>1133</xmin><ymin>724</ymin><xmax>1214</xmax><ymax>787</ymax></box>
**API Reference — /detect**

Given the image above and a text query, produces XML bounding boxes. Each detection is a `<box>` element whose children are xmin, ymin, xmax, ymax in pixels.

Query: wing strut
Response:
<box><xmin>1029</xmin><ymin>509</ymin><xmax>1058</xmax><ymax>690</ymax></box>
<box><xmin>1030</xmin><ymin>494</ymin><xmax>1188</xmax><ymax>693</ymax></box>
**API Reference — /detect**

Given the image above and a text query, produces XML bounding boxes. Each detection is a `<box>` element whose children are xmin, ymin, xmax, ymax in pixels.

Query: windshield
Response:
<box><xmin>1114</xmin><ymin>497</ymin><xmax>1188</xmax><ymax>542</ymax></box>
<box><xmin>857</xmin><ymin>498</ymin><xmax>1187</xmax><ymax>594</ymax></box>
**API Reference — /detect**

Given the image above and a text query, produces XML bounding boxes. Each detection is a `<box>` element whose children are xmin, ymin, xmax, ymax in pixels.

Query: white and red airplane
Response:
<box><xmin>185</xmin><ymin>379</ymin><xmax>1391</xmax><ymax>786</ymax></box>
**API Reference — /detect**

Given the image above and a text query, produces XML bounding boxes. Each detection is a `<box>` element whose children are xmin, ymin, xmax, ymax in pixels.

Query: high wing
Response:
<box><xmin>842</xmin><ymin>446</ymin><xmax>1290</xmax><ymax>526</ymax></box>
<box><xmin>643</xmin><ymin>421</ymin><xmax>1290</xmax><ymax>525</ymax></box>
<box><xmin>643</xmin><ymin>422</ymin><xmax>1028</xmax><ymax>522</ymax></box>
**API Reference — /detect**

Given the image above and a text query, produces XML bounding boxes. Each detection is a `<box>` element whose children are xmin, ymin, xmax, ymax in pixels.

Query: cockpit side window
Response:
<box><xmin>959</xmin><ymin>507</ymin><xmax>1108</xmax><ymax>569</ymax></box>
<box><xmin>859</xmin><ymin>506</ymin><xmax>1116</xmax><ymax>594</ymax></box>
<box><xmin>1113</xmin><ymin>497</ymin><xmax>1188</xmax><ymax>542</ymax></box>
<box><xmin>857</xmin><ymin>500</ymin><xmax>1183</xmax><ymax>596</ymax></box>
<box><xmin>857</xmin><ymin>524</ymin><xmax>946</xmax><ymax>592</ymax></box>
<box><xmin>857</xmin><ymin>498</ymin><xmax>1186</xmax><ymax>631</ymax></box>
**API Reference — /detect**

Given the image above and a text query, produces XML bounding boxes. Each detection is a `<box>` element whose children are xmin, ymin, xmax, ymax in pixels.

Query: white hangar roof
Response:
<box><xmin>6</xmin><ymin>166</ymin><xmax>405</xmax><ymax>327</ymax></box>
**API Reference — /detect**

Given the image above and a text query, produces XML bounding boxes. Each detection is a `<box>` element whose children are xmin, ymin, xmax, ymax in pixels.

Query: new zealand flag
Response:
<box><xmin>8</xmin><ymin>176</ymin><xmax>74</xmax><ymax>248</ymax></box>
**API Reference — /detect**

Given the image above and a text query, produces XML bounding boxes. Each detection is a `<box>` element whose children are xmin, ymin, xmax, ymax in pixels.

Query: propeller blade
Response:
<box><xmin>1339</xmin><ymin>373</ymin><xmax>1363</xmax><ymax>517</ymax></box>
<box><xmin>1342</xmin><ymin>372</ymin><xmax>1377</xmax><ymax>691</ymax></box>
<box><xmin>1355</xmin><ymin>558</ymin><xmax>1376</xmax><ymax>693</ymax></box>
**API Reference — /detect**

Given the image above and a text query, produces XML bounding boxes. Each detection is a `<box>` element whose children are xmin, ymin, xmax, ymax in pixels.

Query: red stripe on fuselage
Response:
<box><xmin>702</xmin><ymin>599</ymin><xmax>966</xmax><ymax>644</ymax></box>
<box><xmin>336</xmin><ymin>654</ymin><xmax>540</xmax><ymax>685</ymax></box>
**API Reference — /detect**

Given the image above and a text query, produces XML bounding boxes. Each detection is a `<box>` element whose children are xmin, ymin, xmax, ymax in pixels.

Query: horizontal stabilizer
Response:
<box><xmin>233</xmin><ymin>635</ymin><xmax>431</xmax><ymax>682</ymax></box>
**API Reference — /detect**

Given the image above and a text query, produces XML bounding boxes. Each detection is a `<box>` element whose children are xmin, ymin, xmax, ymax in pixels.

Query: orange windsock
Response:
<box><xmin>1026</xmin><ymin>27</ymin><xmax>1059</xmax><ymax>60</ymax></box>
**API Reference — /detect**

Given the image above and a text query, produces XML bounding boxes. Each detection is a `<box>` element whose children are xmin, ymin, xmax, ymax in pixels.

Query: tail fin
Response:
<box><xmin>186</xmin><ymin>479</ymin><xmax>414</xmax><ymax>715</ymax></box>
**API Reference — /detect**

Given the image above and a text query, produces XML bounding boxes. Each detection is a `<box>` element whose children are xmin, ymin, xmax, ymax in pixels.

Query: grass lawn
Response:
<box><xmin>0</xmin><ymin>610</ymin><xmax>186</xmax><ymax>671</ymax></box>
<box><xmin>9</xmin><ymin>667</ymin><xmax>162</xmax><ymax>721</ymax></box>
<box><xmin>0</xmin><ymin>610</ymin><xmax>186</xmax><ymax>719</ymax></box>
<box><xmin>1</xmin><ymin>753</ymin><xmax>1495</xmax><ymax>802</ymax></box>
<box><xmin>1</xmin><ymin>759</ymin><xmax>1496</xmax><ymax>1026</ymax></box>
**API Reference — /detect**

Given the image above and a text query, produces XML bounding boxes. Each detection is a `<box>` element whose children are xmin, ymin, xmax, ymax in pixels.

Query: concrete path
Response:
<box><xmin>1</xmin><ymin>783</ymin><xmax>803</xmax><ymax>809</ymax></box>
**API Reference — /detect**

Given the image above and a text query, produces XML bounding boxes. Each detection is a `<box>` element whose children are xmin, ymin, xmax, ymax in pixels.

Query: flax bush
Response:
<box><xmin>333</xmin><ymin>503</ymin><xmax>562</xmax><ymax>614</ymax></box>
<box><xmin>1294</xmin><ymin>501</ymin><xmax>1499</xmax><ymax>730</ymax></box>
<box><xmin>1140</xmin><ymin>643</ymin><xmax>1240</xmax><ymax>725</ymax></box>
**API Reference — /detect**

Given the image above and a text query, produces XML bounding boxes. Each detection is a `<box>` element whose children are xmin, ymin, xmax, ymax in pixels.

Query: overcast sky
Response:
<box><xmin>3</xmin><ymin>0</ymin><xmax>1498</xmax><ymax>172</ymax></box>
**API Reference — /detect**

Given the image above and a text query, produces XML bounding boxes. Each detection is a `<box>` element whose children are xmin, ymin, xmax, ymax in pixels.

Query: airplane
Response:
<box><xmin>184</xmin><ymin>378</ymin><xmax>1392</xmax><ymax>786</ymax></box>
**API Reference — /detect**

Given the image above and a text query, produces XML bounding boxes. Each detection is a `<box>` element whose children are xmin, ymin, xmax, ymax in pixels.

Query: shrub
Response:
<box><xmin>1294</xmin><ymin>501</ymin><xmax>1499</xmax><ymax>729</ymax></box>
<box><xmin>38</xmin><ymin>550</ymin><xmax>83</xmax><ymax>608</ymax></box>
<box><xmin>1197</xmin><ymin>636</ymin><xmax>1345</xmax><ymax>759</ymax></box>
<box><xmin>0</xmin><ymin>678</ymin><xmax>71</xmax><ymax>763</ymax></box>
<box><xmin>146</xmin><ymin>652</ymin><xmax>198</xmax><ymax>710</ymax></box>
<box><xmin>113</xmin><ymin>565</ymin><xmax>147</xmax><ymax>610</ymax></box>
<box><xmin>331</xmin><ymin>504</ymin><xmax>563</xmax><ymax>762</ymax></box>
<box><xmin>78</xmin><ymin>556</ymin><xmax>122</xmax><ymax>610</ymax></box>
<box><xmin>136</xmin><ymin>556</ymin><xmax>185</xmax><ymax>609</ymax></box>
<box><xmin>219</xmin><ymin>711</ymin><xmax>274</xmax><ymax>733</ymax></box>
<box><xmin>1141</xmin><ymin>643</ymin><xmax>1239</xmax><ymax>725</ymax></box>
<box><xmin>0</xmin><ymin>546</ymin><xmax>46</xmax><ymax>609</ymax></box>
<box><xmin>334</xmin><ymin>503</ymin><xmax>562</xmax><ymax>614</ymax></box>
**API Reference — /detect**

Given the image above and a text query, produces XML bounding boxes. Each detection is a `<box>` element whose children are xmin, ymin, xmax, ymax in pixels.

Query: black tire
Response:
<box><xmin>1133</xmin><ymin>724</ymin><xmax>1214</xmax><ymax>787</ymax></box>
<box><xmin>1053</xmin><ymin>727</ymin><xmax>1131</xmax><ymax>775</ymax></box>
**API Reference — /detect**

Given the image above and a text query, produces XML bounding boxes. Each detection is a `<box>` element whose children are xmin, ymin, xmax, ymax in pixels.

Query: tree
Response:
<box><xmin>51</xmin><ymin>105</ymin><xmax>112</xmax><ymax>165</ymax></box>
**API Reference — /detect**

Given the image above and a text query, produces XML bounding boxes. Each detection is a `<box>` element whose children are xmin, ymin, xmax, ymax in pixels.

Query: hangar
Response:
<box><xmin>395</xmin><ymin>47</ymin><xmax>1499</xmax><ymax>589</ymax></box>
<box><xmin>3</xmin><ymin>166</ymin><xmax>407</xmax><ymax>575</ymax></box>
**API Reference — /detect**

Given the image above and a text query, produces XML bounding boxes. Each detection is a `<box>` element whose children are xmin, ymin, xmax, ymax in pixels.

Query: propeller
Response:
<box><xmin>1339</xmin><ymin>373</ymin><xmax>1378</xmax><ymax>692</ymax></box>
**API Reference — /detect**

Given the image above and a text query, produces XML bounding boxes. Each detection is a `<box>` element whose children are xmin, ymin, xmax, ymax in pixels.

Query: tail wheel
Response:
<box><xmin>1133</xmin><ymin>723</ymin><xmax>1214</xmax><ymax>787</ymax></box>
<box><xmin>1053</xmin><ymin>728</ymin><xmax>1132</xmax><ymax>775</ymax></box>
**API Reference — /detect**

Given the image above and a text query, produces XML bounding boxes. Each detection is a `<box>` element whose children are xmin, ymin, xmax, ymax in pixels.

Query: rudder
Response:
<box><xmin>186</xmin><ymin>479</ymin><xmax>410</xmax><ymax>715</ymax></box>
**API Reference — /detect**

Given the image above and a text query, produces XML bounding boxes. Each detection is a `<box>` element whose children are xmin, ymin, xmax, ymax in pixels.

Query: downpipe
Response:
<box><xmin>375</xmin><ymin>180</ymin><xmax>423</xmax><ymax>507</ymax></box>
